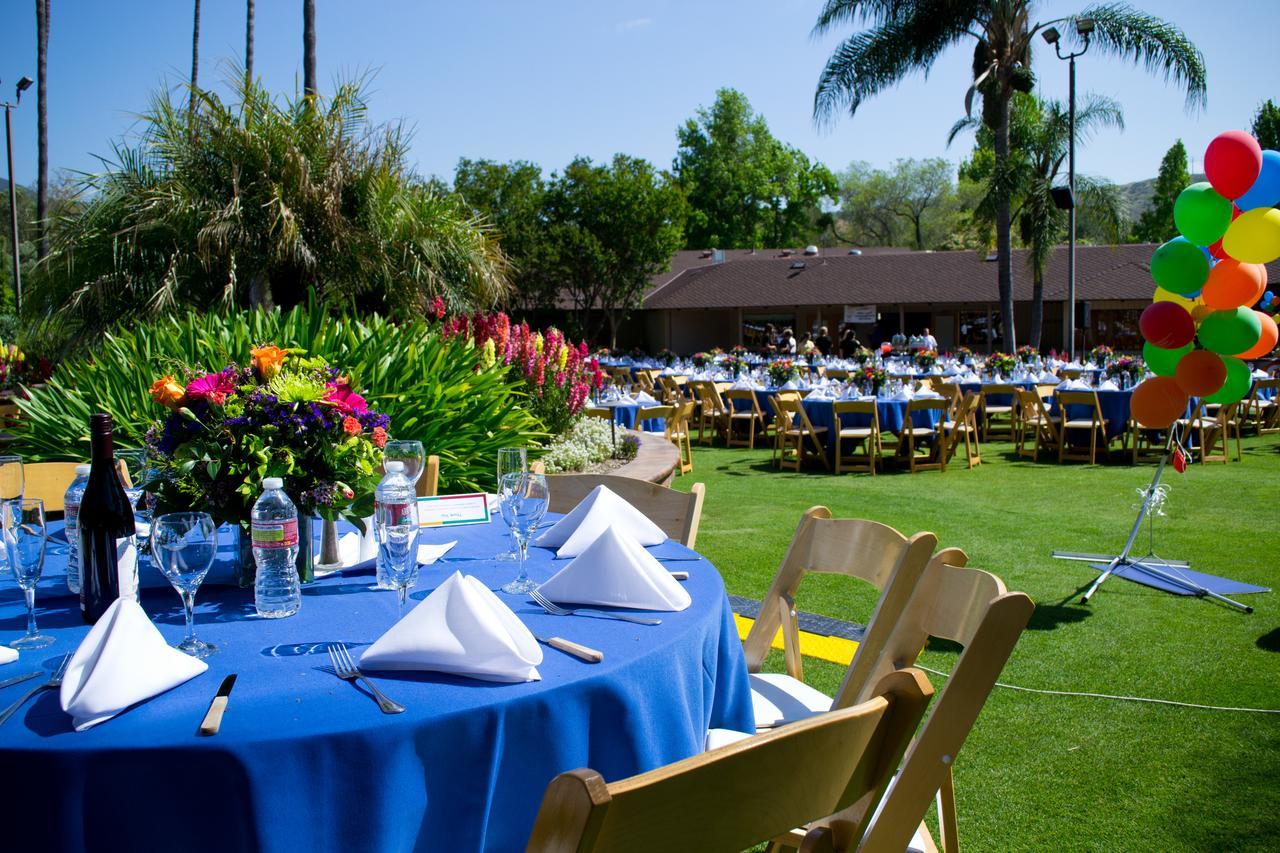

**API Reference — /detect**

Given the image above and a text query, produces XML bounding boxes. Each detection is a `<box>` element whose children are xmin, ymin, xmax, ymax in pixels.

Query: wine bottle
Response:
<box><xmin>79</xmin><ymin>413</ymin><xmax>139</xmax><ymax>623</ymax></box>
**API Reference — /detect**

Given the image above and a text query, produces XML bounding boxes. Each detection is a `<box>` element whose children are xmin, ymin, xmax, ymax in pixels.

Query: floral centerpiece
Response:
<box><xmin>852</xmin><ymin>346</ymin><xmax>873</xmax><ymax>365</ymax></box>
<box><xmin>767</xmin><ymin>359</ymin><xmax>799</xmax><ymax>387</ymax></box>
<box><xmin>986</xmin><ymin>352</ymin><xmax>1017</xmax><ymax>376</ymax></box>
<box><xmin>730</xmin><ymin>345</ymin><xmax>748</xmax><ymax>358</ymax></box>
<box><xmin>954</xmin><ymin>346</ymin><xmax>974</xmax><ymax>364</ymax></box>
<box><xmin>1088</xmin><ymin>344</ymin><xmax>1114</xmax><ymax>367</ymax></box>
<box><xmin>691</xmin><ymin>351</ymin><xmax>714</xmax><ymax>369</ymax></box>
<box><xmin>1016</xmin><ymin>345</ymin><xmax>1039</xmax><ymax>364</ymax></box>
<box><xmin>655</xmin><ymin>348</ymin><xmax>677</xmax><ymax>367</ymax></box>
<box><xmin>720</xmin><ymin>355</ymin><xmax>748</xmax><ymax>378</ymax></box>
<box><xmin>914</xmin><ymin>349</ymin><xmax>938</xmax><ymax>370</ymax></box>
<box><xmin>628</xmin><ymin>346</ymin><xmax>647</xmax><ymax>361</ymax></box>
<box><xmin>1106</xmin><ymin>355</ymin><xmax>1144</xmax><ymax>385</ymax></box>
<box><xmin>858</xmin><ymin>364</ymin><xmax>888</xmax><ymax>394</ymax></box>
<box><xmin>146</xmin><ymin>345</ymin><xmax>388</xmax><ymax>584</ymax></box>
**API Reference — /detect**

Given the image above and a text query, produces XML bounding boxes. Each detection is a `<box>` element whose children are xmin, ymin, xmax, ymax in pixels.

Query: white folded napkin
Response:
<box><xmin>915</xmin><ymin>390</ymin><xmax>943</xmax><ymax>399</ymax></box>
<box><xmin>537</xmin><ymin>525</ymin><xmax>691</xmax><ymax>612</ymax></box>
<box><xmin>891</xmin><ymin>387</ymin><xmax>914</xmax><ymax>401</ymax></box>
<box><xmin>1057</xmin><ymin>379</ymin><xmax>1091</xmax><ymax>391</ymax></box>
<box><xmin>1252</xmin><ymin>369</ymin><xmax>1269</xmax><ymax>378</ymax></box>
<box><xmin>536</xmin><ymin>484</ymin><xmax>666</xmax><ymax>558</ymax></box>
<box><xmin>960</xmin><ymin>372</ymin><xmax>981</xmax><ymax>383</ymax></box>
<box><xmin>634</xmin><ymin>391</ymin><xmax>658</xmax><ymax>404</ymax></box>
<box><xmin>360</xmin><ymin>572</ymin><xmax>541</xmax><ymax>682</ymax></box>
<box><xmin>1038</xmin><ymin>371</ymin><xmax>1058</xmax><ymax>383</ymax></box>
<box><xmin>60</xmin><ymin>598</ymin><xmax>207</xmax><ymax>731</ymax></box>
<box><xmin>730</xmin><ymin>379</ymin><xmax>754</xmax><ymax>389</ymax></box>
<box><xmin>417</xmin><ymin>540</ymin><xmax>457</xmax><ymax>564</ymax></box>
<box><xmin>0</xmin><ymin>647</ymin><xmax>16</xmax><ymax>665</ymax></box>
<box><xmin>778</xmin><ymin>380</ymin><xmax>800</xmax><ymax>390</ymax></box>
<box><xmin>1097</xmin><ymin>379</ymin><xmax>1120</xmax><ymax>391</ymax></box>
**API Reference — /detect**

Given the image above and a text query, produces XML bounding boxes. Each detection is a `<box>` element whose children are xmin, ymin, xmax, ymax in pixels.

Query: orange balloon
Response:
<box><xmin>1131</xmin><ymin>376</ymin><xmax>1190</xmax><ymax>429</ymax></box>
<box><xmin>1232</xmin><ymin>310</ymin><xmax>1279</xmax><ymax>359</ymax></box>
<box><xmin>1201</xmin><ymin>259</ymin><xmax>1266</xmax><ymax>310</ymax></box>
<box><xmin>1174</xmin><ymin>350</ymin><xmax>1227</xmax><ymax>396</ymax></box>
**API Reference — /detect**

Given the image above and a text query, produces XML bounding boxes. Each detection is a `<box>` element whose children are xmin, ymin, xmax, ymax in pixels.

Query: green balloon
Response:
<box><xmin>1204</xmin><ymin>356</ymin><xmax>1251</xmax><ymax>404</ymax></box>
<box><xmin>1197</xmin><ymin>306</ymin><xmax>1262</xmax><ymax>355</ymax></box>
<box><xmin>1150</xmin><ymin>237</ymin><xmax>1209</xmax><ymax>295</ymax></box>
<box><xmin>1143</xmin><ymin>341</ymin><xmax>1193</xmax><ymax>377</ymax></box>
<box><xmin>1173</xmin><ymin>182</ymin><xmax>1233</xmax><ymax>247</ymax></box>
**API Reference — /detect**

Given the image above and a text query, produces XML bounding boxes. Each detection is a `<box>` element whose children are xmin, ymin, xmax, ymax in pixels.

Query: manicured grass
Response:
<box><xmin>671</xmin><ymin>436</ymin><xmax>1280</xmax><ymax>852</ymax></box>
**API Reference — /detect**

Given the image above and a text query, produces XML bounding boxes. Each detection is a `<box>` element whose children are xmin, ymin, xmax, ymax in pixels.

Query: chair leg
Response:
<box><xmin>938</xmin><ymin>767</ymin><xmax>960</xmax><ymax>853</ymax></box>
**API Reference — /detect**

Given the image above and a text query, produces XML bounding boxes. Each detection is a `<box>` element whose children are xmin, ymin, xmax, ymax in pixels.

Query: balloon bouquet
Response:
<box><xmin>1134</xmin><ymin>130</ymin><xmax>1280</xmax><ymax>429</ymax></box>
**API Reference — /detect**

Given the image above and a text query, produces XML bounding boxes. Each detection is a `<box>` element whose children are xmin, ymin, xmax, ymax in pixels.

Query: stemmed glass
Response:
<box><xmin>151</xmin><ymin>512</ymin><xmax>218</xmax><ymax>659</ymax></box>
<box><xmin>0</xmin><ymin>456</ymin><xmax>23</xmax><ymax>575</ymax></box>
<box><xmin>498</xmin><ymin>472</ymin><xmax>548</xmax><ymax>595</ymax></box>
<box><xmin>116</xmin><ymin>450</ymin><xmax>155</xmax><ymax>571</ymax></box>
<box><xmin>383</xmin><ymin>440</ymin><xmax>426</xmax><ymax>486</ymax></box>
<box><xmin>494</xmin><ymin>447</ymin><xmax>527</xmax><ymax>561</ymax></box>
<box><xmin>375</xmin><ymin>498</ymin><xmax>420</xmax><ymax>617</ymax></box>
<box><xmin>6</xmin><ymin>498</ymin><xmax>52</xmax><ymax>649</ymax></box>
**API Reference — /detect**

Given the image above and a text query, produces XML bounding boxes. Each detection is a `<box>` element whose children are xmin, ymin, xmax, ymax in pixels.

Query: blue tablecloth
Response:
<box><xmin>1050</xmin><ymin>388</ymin><xmax>1134</xmax><ymax>441</ymax></box>
<box><xmin>958</xmin><ymin>380</ymin><xmax>1039</xmax><ymax>408</ymax></box>
<box><xmin>0</xmin><ymin>516</ymin><xmax>752</xmax><ymax>852</ymax></box>
<box><xmin>601</xmin><ymin>402</ymin><xmax>665</xmax><ymax>432</ymax></box>
<box><xmin>801</xmin><ymin>397</ymin><xmax>944</xmax><ymax>456</ymax></box>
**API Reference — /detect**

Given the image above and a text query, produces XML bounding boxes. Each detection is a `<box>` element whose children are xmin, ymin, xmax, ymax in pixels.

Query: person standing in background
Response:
<box><xmin>839</xmin><ymin>326</ymin><xmax>861</xmax><ymax>358</ymax></box>
<box><xmin>780</xmin><ymin>327</ymin><xmax>797</xmax><ymax>354</ymax></box>
<box><xmin>799</xmin><ymin>332</ymin><xmax>816</xmax><ymax>356</ymax></box>
<box><xmin>922</xmin><ymin>327</ymin><xmax>938</xmax><ymax>350</ymax></box>
<box><xmin>814</xmin><ymin>326</ymin><xmax>833</xmax><ymax>356</ymax></box>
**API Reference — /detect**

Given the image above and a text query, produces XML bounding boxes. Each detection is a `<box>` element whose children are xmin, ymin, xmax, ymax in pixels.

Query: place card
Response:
<box><xmin>417</xmin><ymin>493</ymin><xmax>491</xmax><ymax>528</ymax></box>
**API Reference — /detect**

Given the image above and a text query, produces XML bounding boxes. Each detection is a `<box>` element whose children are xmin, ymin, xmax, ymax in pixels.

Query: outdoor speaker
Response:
<box><xmin>1050</xmin><ymin>186</ymin><xmax>1075</xmax><ymax>210</ymax></box>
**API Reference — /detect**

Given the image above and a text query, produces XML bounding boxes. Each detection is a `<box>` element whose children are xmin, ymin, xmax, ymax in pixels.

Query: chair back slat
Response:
<box><xmin>545</xmin><ymin>474</ymin><xmax>705</xmax><ymax>548</ymax></box>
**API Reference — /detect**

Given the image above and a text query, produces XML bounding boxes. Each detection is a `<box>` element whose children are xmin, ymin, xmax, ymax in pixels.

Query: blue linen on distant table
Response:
<box><xmin>0</xmin><ymin>515</ymin><xmax>752</xmax><ymax>852</ymax></box>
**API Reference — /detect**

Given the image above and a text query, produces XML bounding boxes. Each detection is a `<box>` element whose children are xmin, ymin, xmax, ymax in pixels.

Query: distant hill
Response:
<box><xmin>1118</xmin><ymin>172</ymin><xmax>1205</xmax><ymax>220</ymax></box>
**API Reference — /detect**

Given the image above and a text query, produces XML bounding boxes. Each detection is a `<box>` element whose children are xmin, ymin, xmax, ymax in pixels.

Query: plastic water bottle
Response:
<box><xmin>252</xmin><ymin>477</ymin><xmax>301</xmax><ymax>618</ymax></box>
<box><xmin>374</xmin><ymin>461</ymin><xmax>416</xmax><ymax>590</ymax></box>
<box><xmin>63</xmin><ymin>464</ymin><xmax>91</xmax><ymax>594</ymax></box>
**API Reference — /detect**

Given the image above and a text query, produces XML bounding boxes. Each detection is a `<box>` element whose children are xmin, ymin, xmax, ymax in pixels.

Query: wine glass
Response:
<box><xmin>115</xmin><ymin>450</ymin><xmax>153</xmax><ymax>572</ymax></box>
<box><xmin>498</xmin><ymin>472</ymin><xmax>548</xmax><ymax>595</ymax></box>
<box><xmin>5</xmin><ymin>499</ymin><xmax>51</xmax><ymax>649</ymax></box>
<box><xmin>375</xmin><ymin>498</ymin><xmax>420</xmax><ymax>617</ymax></box>
<box><xmin>0</xmin><ymin>456</ymin><xmax>20</xmax><ymax>575</ymax></box>
<box><xmin>151</xmin><ymin>512</ymin><xmax>218</xmax><ymax>659</ymax></box>
<box><xmin>383</xmin><ymin>440</ymin><xmax>426</xmax><ymax>486</ymax></box>
<box><xmin>494</xmin><ymin>447</ymin><xmax>528</xmax><ymax>561</ymax></box>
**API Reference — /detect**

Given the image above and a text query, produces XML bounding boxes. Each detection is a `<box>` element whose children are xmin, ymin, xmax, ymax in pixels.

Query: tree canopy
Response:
<box><xmin>1252</xmin><ymin>99</ymin><xmax>1280</xmax><ymax>152</ymax></box>
<box><xmin>1133</xmin><ymin>139</ymin><xmax>1189</xmax><ymax>243</ymax></box>
<box><xmin>834</xmin><ymin>158</ymin><xmax>960</xmax><ymax>249</ymax></box>
<box><xmin>675</xmin><ymin>88</ymin><xmax>835</xmax><ymax>249</ymax></box>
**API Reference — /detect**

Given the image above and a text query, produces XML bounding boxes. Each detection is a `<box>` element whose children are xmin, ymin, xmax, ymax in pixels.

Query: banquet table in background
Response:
<box><xmin>801</xmin><ymin>397</ymin><xmax>944</xmax><ymax>457</ymax></box>
<box><xmin>598</xmin><ymin>401</ymin><xmax>666</xmax><ymax>432</ymax></box>
<box><xmin>0</xmin><ymin>516</ymin><xmax>752</xmax><ymax>852</ymax></box>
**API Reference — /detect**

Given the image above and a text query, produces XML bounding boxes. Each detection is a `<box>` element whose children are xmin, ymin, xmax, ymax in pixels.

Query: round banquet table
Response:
<box><xmin>801</xmin><ymin>396</ymin><xmax>944</xmax><ymax>456</ymax></box>
<box><xmin>0</xmin><ymin>515</ymin><xmax>753</xmax><ymax>852</ymax></box>
<box><xmin>599</xmin><ymin>401</ymin><xmax>665</xmax><ymax>432</ymax></box>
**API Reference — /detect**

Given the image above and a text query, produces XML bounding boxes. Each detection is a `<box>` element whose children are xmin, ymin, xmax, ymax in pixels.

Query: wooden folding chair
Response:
<box><xmin>1198</xmin><ymin>402</ymin><xmax>1241</xmax><ymax>464</ymax></box>
<box><xmin>657</xmin><ymin>375</ymin><xmax>685</xmax><ymax>406</ymax></box>
<box><xmin>527</xmin><ymin>669</ymin><xmax>934</xmax><ymax>853</ymax></box>
<box><xmin>691</xmin><ymin>381</ymin><xmax>729</xmax><ymax>446</ymax></box>
<box><xmin>833</xmin><ymin>400</ymin><xmax>880</xmax><ymax>475</ymax></box>
<box><xmin>775</xmin><ymin>396</ymin><xmax>830</xmax><ymax>472</ymax></box>
<box><xmin>903</xmin><ymin>398</ymin><xmax>950</xmax><ymax>474</ymax></box>
<box><xmin>1243</xmin><ymin>378</ymin><xmax>1279</xmax><ymax>434</ymax></box>
<box><xmin>545</xmin><ymin>474</ymin><xmax>705</xmax><ymax>548</ymax></box>
<box><xmin>806</xmin><ymin>550</ymin><xmax>1035</xmax><ymax>853</ymax></box>
<box><xmin>825</xmin><ymin>368</ymin><xmax>850</xmax><ymax>381</ymax></box>
<box><xmin>25</xmin><ymin>461</ymin><xmax>84</xmax><ymax>514</ymax></box>
<box><xmin>978</xmin><ymin>384</ymin><xmax>1018</xmax><ymax>441</ymax></box>
<box><xmin>635</xmin><ymin>404</ymin><xmax>674</xmax><ymax>436</ymax></box>
<box><xmin>725</xmin><ymin>389</ymin><xmax>767</xmax><ymax>449</ymax></box>
<box><xmin>583</xmin><ymin>407</ymin><xmax>612</xmax><ymax>422</ymax></box>
<box><xmin>416</xmin><ymin>454</ymin><xmax>441</xmax><ymax>497</ymax></box>
<box><xmin>1057</xmin><ymin>390</ymin><xmax>1110</xmax><ymax>465</ymax></box>
<box><xmin>669</xmin><ymin>401</ymin><xmax>696</xmax><ymax>475</ymax></box>
<box><xmin>936</xmin><ymin>382</ymin><xmax>961</xmax><ymax>415</ymax></box>
<box><xmin>1014</xmin><ymin>389</ymin><xmax>1057</xmax><ymax>462</ymax></box>
<box><xmin>730</xmin><ymin>508</ymin><xmax>936</xmax><ymax>733</ymax></box>
<box><xmin>941</xmin><ymin>392</ymin><xmax>983</xmax><ymax>469</ymax></box>
<box><xmin>1176</xmin><ymin>401</ymin><xmax>1218</xmax><ymax>465</ymax></box>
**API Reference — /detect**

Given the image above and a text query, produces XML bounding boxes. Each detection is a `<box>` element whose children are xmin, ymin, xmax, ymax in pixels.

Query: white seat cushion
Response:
<box><xmin>838</xmin><ymin>427</ymin><xmax>874</xmax><ymax>437</ymax></box>
<box><xmin>748</xmin><ymin>672</ymin><xmax>834</xmax><ymax>728</ymax></box>
<box><xmin>705</xmin><ymin>726</ymin><xmax>753</xmax><ymax>751</ymax></box>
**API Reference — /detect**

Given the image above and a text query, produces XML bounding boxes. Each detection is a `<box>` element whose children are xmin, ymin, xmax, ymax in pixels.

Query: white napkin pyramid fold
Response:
<box><xmin>360</xmin><ymin>572</ymin><xmax>541</xmax><ymax>682</ymax></box>
<box><xmin>537</xmin><ymin>525</ymin><xmax>691</xmax><ymax>612</ymax></box>
<box><xmin>960</xmin><ymin>372</ymin><xmax>981</xmax><ymax>383</ymax></box>
<box><xmin>778</xmin><ymin>379</ymin><xmax>800</xmax><ymax>391</ymax></box>
<box><xmin>634</xmin><ymin>391</ymin><xmax>658</xmax><ymax>404</ymax></box>
<box><xmin>1097</xmin><ymin>379</ymin><xmax>1120</xmax><ymax>391</ymax></box>
<box><xmin>0</xmin><ymin>647</ymin><xmax>16</xmax><ymax>666</ymax></box>
<box><xmin>535</xmin><ymin>484</ymin><xmax>667</xmax><ymax>558</ymax></box>
<box><xmin>59</xmin><ymin>598</ymin><xmax>207</xmax><ymax>731</ymax></box>
<box><xmin>1057</xmin><ymin>379</ymin><xmax>1091</xmax><ymax>391</ymax></box>
<box><xmin>1038</xmin><ymin>371</ymin><xmax>1058</xmax><ymax>383</ymax></box>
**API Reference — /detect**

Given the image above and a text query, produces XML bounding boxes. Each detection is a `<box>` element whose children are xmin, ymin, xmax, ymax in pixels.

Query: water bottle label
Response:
<box><xmin>252</xmin><ymin>518</ymin><xmax>299</xmax><ymax>548</ymax></box>
<box><xmin>379</xmin><ymin>501</ymin><xmax>414</xmax><ymax>527</ymax></box>
<box><xmin>65</xmin><ymin>504</ymin><xmax>79</xmax><ymax>531</ymax></box>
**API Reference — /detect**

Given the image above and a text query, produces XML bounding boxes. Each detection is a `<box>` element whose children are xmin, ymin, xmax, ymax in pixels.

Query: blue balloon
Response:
<box><xmin>1265</xmin><ymin>291</ymin><xmax>1276</xmax><ymax>307</ymax></box>
<box><xmin>1236</xmin><ymin>150</ymin><xmax>1280</xmax><ymax>210</ymax></box>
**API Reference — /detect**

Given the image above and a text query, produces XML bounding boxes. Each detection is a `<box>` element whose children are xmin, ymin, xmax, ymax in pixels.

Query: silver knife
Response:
<box><xmin>0</xmin><ymin>671</ymin><xmax>40</xmax><ymax>691</ymax></box>
<box><xmin>198</xmin><ymin>674</ymin><xmax>237</xmax><ymax>736</ymax></box>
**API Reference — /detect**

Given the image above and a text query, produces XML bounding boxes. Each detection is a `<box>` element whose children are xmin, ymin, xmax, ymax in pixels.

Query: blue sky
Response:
<box><xmin>1</xmin><ymin>1</ymin><xmax>1276</xmax><ymax>190</ymax></box>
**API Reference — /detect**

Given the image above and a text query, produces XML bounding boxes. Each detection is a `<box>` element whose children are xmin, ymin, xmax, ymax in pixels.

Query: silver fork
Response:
<box><xmin>0</xmin><ymin>653</ymin><xmax>71</xmax><ymax>727</ymax></box>
<box><xmin>530</xmin><ymin>589</ymin><xmax>661</xmax><ymax>626</ymax></box>
<box><xmin>327</xmin><ymin>643</ymin><xmax>404</xmax><ymax>714</ymax></box>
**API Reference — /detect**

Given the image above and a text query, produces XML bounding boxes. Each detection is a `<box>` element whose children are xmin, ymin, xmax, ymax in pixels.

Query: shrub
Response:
<box><xmin>541</xmin><ymin>417</ymin><xmax>618</xmax><ymax>473</ymax></box>
<box><xmin>13</xmin><ymin>298</ymin><xmax>543</xmax><ymax>492</ymax></box>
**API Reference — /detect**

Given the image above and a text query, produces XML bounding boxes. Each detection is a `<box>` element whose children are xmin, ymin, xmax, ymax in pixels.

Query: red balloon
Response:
<box><xmin>1205</xmin><ymin>130</ymin><xmax>1263</xmax><ymax>200</ymax></box>
<box><xmin>1174</xmin><ymin>350</ymin><xmax>1227</xmax><ymax>396</ymax></box>
<box><xmin>1208</xmin><ymin>238</ymin><xmax>1227</xmax><ymax>260</ymax></box>
<box><xmin>1233</xmin><ymin>311</ymin><xmax>1279</xmax><ymax>359</ymax></box>
<box><xmin>1139</xmin><ymin>301</ymin><xmax>1196</xmax><ymax>348</ymax></box>
<box><xmin>1131</xmin><ymin>376</ymin><xmax>1190</xmax><ymax>429</ymax></box>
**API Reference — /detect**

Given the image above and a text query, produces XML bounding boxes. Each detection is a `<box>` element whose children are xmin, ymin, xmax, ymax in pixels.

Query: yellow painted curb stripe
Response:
<box><xmin>733</xmin><ymin>613</ymin><xmax>860</xmax><ymax>667</ymax></box>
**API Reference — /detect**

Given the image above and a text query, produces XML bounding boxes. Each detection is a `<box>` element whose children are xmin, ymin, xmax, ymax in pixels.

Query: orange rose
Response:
<box><xmin>149</xmin><ymin>375</ymin><xmax>186</xmax><ymax>410</ymax></box>
<box><xmin>251</xmin><ymin>345</ymin><xmax>287</xmax><ymax>380</ymax></box>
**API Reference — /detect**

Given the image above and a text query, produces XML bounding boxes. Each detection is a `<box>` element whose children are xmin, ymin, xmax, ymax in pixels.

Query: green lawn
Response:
<box><xmin>670</xmin><ymin>436</ymin><xmax>1280</xmax><ymax>853</ymax></box>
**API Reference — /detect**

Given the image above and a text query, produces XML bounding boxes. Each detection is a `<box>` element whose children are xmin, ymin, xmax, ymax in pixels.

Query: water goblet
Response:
<box><xmin>151</xmin><ymin>512</ymin><xmax>219</xmax><ymax>659</ymax></box>
<box><xmin>383</xmin><ymin>440</ymin><xmax>426</xmax><ymax>486</ymax></box>
<box><xmin>494</xmin><ymin>447</ymin><xmax>528</xmax><ymax>561</ymax></box>
<box><xmin>375</xmin><ymin>498</ymin><xmax>420</xmax><ymax>617</ymax></box>
<box><xmin>498</xmin><ymin>472</ymin><xmax>548</xmax><ymax>595</ymax></box>
<box><xmin>5</xmin><ymin>499</ymin><xmax>52</xmax><ymax>649</ymax></box>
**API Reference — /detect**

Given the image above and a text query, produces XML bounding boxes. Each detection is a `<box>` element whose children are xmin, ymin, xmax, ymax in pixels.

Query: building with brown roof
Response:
<box><xmin>630</xmin><ymin>244</ymin><xmax>1280</xmax><ymax>353</ymax></box>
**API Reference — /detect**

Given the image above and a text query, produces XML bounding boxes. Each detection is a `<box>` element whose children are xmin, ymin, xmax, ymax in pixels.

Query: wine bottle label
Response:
<box><xmin>116</xmin><ymin>537</ymin><xmax>138</xmax><ymax>601</ymax></box>
<box><xmin>252</xmin><ymin>518</ymin><xmax>299</xmax><ymax>548</ymax></box>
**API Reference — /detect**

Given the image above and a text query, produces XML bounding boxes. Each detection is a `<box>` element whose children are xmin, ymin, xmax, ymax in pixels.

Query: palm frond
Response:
<box><xmin>1077</xmin><ymin>3</ymin><xmax>1207</xmax><ymax>109</ymax></box>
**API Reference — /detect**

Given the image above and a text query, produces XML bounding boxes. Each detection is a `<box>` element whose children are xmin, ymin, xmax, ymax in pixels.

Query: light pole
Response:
<box><xmin>2</xmin><ymin>76</ymin><xmax>33</xmax><ymax>314</ymax></box>
<box><xmin>1043</xmin><ymin>19</ymin><xmax>1093</xmax><ymax>361</ymax></box>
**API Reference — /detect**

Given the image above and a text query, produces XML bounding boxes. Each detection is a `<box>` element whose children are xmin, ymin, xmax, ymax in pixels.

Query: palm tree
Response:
<box><xmin>303</xmin><ymin>0</ymin><xmax>317</xmax><ymax>97</ymax></box>
<box><xmin>190</xmin><ymin>0</ymin><xmax>201</xmax><ymax>113</ymax></box>
<box><xmin>952</xmin><ymin>93</ymin><xmax>1125</xmax><ymax>348</ymax></box>
<box><xmin>813</xmin><ymin>1</ymin><xmax>1206</xmax><ymax>350</ymax></box>
<box><xmin>245</xmin><ymin>0</ymin><xmax>255</xmax><ymax>84</ymax></box>
<box><xmin>35</xmin><ymin>0</ymin><xmax>49</xmax><ymax>260</ymax></box>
